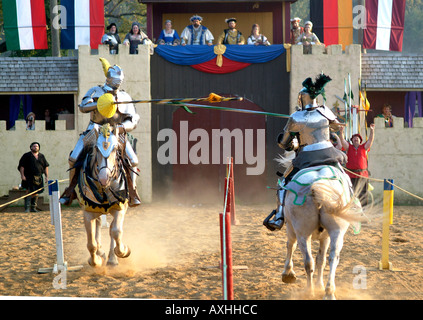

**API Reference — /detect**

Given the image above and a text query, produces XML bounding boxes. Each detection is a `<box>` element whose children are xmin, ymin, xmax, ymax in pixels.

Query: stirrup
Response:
<box><xmin>268</xmin><ymin>216</ymin><xmax>284</xmax><ymax>230</ymax></box>
<box><xmin>263</xmin><ymin>210</ymin><xmax>277</xmax><ymax>231</ymax></box>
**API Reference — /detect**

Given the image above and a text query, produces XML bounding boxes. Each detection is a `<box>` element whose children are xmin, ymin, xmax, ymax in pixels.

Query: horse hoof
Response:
<box><xmin>282</xmin><ymin>272</ymin><xmax>297</xmax><ymax>284</ymax></box>
<box><xmin>88</xmin><ymin>257</ymin><xmax>103</xmax><ymax>267</ymax></box>
<box><xmin>107</xmin><ymin>260</ymin><xmax>119</xmax><ymax>267</ymax></box>
<box><xmin>323</xmin><ymin>293</ymin><xmax>336</xmax><ymax>300</ymax></box>
<box><xmin>114</xmin><ymin>246</ymin><xmax>131</xmax><ymax>258</ymax></box>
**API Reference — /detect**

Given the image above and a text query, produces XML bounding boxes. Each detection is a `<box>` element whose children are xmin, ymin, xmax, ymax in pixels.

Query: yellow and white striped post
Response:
<box><xmin>379</xmin><ymin>179</ymin><xmax>394</xmax><ymax>270</ymax></box>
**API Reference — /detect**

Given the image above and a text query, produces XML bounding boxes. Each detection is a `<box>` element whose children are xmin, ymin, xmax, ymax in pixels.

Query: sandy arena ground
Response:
<box><xmin>0</xmin><ymin>201</ymin><xmax>422</xmax><ymax>300</ymax></box>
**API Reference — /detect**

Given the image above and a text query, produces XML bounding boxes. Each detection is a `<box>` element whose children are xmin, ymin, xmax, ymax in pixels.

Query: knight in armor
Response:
<box><xmin>264</xmin><ymin>74</ymin><xmax>347</xmax><ymax>231</ymax></box>
<box><xmin>60</xmin><ymin>57</ymin><xmax>141</xmax><ymax>207</ymax></box>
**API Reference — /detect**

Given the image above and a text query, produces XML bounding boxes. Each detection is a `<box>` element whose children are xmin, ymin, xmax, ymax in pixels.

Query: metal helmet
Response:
<box><xmin>105</xmin><ymin>65</ymin><xmax>124</xmax><ymax>91</ymax></box>
<box><xmin>298</xmin><ymin>73</ymin><xmax>331</xmax><ymax>110</ymax></box>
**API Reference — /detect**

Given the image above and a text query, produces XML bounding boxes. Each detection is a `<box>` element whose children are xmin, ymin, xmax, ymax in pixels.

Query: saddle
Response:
<box><xmin>283</xmin><ymin>164</ymin><xmax>353</xmax><ymax>206</ymax></box>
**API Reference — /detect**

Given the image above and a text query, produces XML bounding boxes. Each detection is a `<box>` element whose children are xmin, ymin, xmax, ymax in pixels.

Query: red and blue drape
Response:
<box><xmin>154</xmin><ymin>44</ymin><xmax>286</xmax><ymax>74</ymax></box>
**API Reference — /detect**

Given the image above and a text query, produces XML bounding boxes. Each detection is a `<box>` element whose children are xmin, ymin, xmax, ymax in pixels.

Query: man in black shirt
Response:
<box><xmin>18</xmin><ymin>142</ymin><xmax>49</xmax><ymax>212</ymax></box>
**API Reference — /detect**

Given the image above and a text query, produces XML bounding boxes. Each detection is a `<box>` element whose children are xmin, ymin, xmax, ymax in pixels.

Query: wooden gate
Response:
<box><xmin>172</xmin><ymin>98</ymin><xmax>266</xmax><ymax>204</ymax></box>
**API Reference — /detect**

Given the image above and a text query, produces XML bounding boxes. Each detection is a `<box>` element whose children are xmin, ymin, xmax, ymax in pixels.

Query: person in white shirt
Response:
<box><xmin>180</xmin><ymin>15</ymin><xmax>214</xmax><ymax>46</ymax></box>
<box><xmin>247</xmin><ymin>24</ymin><xmax>270</xmax><ymax>46</ymax></box>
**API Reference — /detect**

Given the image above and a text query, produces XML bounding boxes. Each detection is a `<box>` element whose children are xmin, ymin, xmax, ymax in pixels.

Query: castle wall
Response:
<box><xmin>0</xmin><ymin>44</ymin><xmax>152</xmax><ymax>203</ymax></box>
<box><xmin>290</xmin><ymin>44</ymin><xmax>362</xmax><ymax>115</ymax></box>
<box><xmin>369</xmin><ymin>117</ymin><xmax>423</xmax><ymax>204</ymax></box>
<box><xmin>0</xmin><ymin>119</ymin><xmax>74</xmax><ymax>202</ymax></box>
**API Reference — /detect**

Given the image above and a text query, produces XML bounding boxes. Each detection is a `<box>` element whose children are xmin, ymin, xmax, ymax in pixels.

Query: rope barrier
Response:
<box><xmin>343</xmin><ymin>168</ymin><xmax>423</xmax><ymax>202</ymax></box>
<box><xmin>0</xmin><ymin>179</ymin><xmax>69</xmax><ymax>209</ymax></box>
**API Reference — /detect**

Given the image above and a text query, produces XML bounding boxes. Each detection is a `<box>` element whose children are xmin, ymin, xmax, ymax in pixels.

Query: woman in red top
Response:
<box><xmin>340</xmin><ymin>123</ymin><xmax>375</xmax><ymax>206</ymax></box>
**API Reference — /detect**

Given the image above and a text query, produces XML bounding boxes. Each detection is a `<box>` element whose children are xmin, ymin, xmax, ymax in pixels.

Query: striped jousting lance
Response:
<box><xmin>97</xmin><ymin>92</ymin><xmax>347</xmax><ymax>123</ymax></box>
<box><xmin>97</xmin><ymin>92</ymin><xmax>292</xmax><ymax>119</ymax></box>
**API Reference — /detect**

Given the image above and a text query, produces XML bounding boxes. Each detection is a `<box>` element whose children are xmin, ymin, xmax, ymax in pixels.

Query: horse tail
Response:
<box><xmin>310</xmin><ymin>180</ymin><xmax>363</xmax><ymax>222</ymax></box>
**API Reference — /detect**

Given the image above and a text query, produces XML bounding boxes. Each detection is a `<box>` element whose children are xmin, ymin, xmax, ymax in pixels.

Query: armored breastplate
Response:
<box><xmin>90</xmin><ymin>90</ymin><xmax>134</xmax><ymax>125</ymax></box>
<box><xmin>288</xmin><ymin>109</ymin><xmax>330</xmax><ymax>147</ymax></box>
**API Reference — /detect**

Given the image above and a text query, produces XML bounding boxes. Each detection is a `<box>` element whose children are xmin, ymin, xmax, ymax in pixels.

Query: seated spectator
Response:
<box><xmin>123</xmin><ymin>21</ymin><xmax>152</xmax><ymax>54</ymax></box>
<box><xmin>26</xmin><ymin>112</ymin><xmax>35</xmax><ymax>130</ymax></box>
<box><xmin>296</xmin><ymin>21</ymin><xmax>321</xmax><ymax>53</ymax></box>
<box><xmin>247</xmin><ymin>24</ymin><xmax>270</xmax><ymax>46</ymax></box>
<box><xmin>181</xmin><ymin>15</ymin><xmax>214</xmax><ymax>46</ymax></box>
<box><xmin>290</xmin><ymin>17</ymin><xmax>304</xmax><ymax>45</ymax></box>
<box><xmin>157</xmin><ymin>20</ymin><xmax>180</xmax><ymax>45</ymax></box>
<box><xmin>376</xmin><ymin>103</ymin><xmax>395</xmax><ymax>127</ymax></box>
<box><xmin>217</xmin><ymin>18</ymin><xmax>245</xmax><ymax>45</ymax></box>
<box><xmin>101</xmin><ymin>23</ymin><xmax>121</xmax><ymax>54</ymax></box>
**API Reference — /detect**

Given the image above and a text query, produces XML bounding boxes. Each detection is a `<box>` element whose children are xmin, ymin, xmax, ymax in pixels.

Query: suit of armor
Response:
<box><xmin>61</xmin><ymin>61</ymin><xmax>141</xmax><ymax>206</ymax></box>
<box><xmin>70</xmin><ymin>86</ymin><xmax>140</xmax><ymax>168</ymax></box>
<box><xmin>264</xmin><ymin>74</ymin><xmax>345</xmax><ymax>231</ymax></box>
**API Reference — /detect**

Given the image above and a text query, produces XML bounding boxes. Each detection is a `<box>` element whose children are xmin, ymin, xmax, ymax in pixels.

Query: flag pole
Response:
<box><xmin>50</xmin><ymin>0</ymin><xmax>60</xmax><ymax>57</ymax></box>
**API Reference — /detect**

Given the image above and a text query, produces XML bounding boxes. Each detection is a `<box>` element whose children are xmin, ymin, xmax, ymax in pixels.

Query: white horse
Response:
<box><xmin>279</xmin><ymin>163</ymin><xmax>363</xmax><ymax>300</ymax></box>
<box><xmin>75</xmin><ymin>123</ymin><xmax>132</xmax><ymax>267</ymax></box>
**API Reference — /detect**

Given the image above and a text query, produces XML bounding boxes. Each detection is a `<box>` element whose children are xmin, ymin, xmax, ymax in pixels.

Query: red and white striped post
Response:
<box><xmin>219</xmin><ymin>211</ymin><xmax>233</xmax><ymax>300</ymax></box>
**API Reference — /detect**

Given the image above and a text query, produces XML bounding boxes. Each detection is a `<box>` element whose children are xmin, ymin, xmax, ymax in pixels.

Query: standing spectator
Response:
<box><xmin>247</xmin><ymin>24</ymin><xmax>271</xmax><ymax>46</ymax></box>
<box><xmin>376</xmin><ymin>103</ymin><xmax>395</xmax><ymax>127</ymax></box>
<box><xmin>18</xmin><ymin>142</ymin><xmax>49</xmax><ymax>212</ymax></box>
<box><xmin>44</xmin><ymin>108</ymin><xmax>55</xmax><ymax>130</ymax></box>
<box><xmin>101</xmin><ymin>23</ymin><xmax>121</xmax><ymax>54</ymax></box>
<box><xmin>217</xmin><ymin>18</ymin><xmax>245</xmax><ymax>45</ymax></box>
<box><xmin>157</xmin><ymin>20</ymin><xmax>180</xmax><ymax>45</ymax></box>
<box><xmin>290</xmin><ymin>17</ymin><xmax>304</xmax><ymax>45</ymax></box>
<box><xmin>339</xmin><ymin>124</ymin><xmax>375</xmax><ymax>207</ymax></box>
<box><xmin>296</xmin><ymin>21</ymin><xmax>321</xmax><ymax>53</ymax></box>
<box><xmin>123</xmin><ymin>21</ymin><xmax>152</xmax><ymax>54</ymax></box>
<box><xmin>180</xmin><ymin>15</ymin><xmax>214</xmax><ymax>46</ymax></box>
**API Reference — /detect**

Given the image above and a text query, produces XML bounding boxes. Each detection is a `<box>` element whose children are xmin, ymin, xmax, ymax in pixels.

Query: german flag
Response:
<box><xmin>310</xmin><ymin>0</ymin><xmax>353</xmax><ymax>50</ymax></box>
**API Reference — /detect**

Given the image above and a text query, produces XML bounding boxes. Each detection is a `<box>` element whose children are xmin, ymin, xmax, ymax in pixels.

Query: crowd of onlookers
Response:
<box><xmin>100</xmin><ymin>15</ymin><xmax>323</xmax><ymax>54</ymax></box>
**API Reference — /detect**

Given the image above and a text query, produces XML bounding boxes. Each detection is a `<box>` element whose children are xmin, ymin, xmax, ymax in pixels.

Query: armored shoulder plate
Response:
<box><xmin>316</xmin><ymin>105</ymin><xmax>337</xmax><ymax>121</ymax></box>
<box><xmin>81</xmin><ymin>86</ymin><xmax>106</xmax><ymax>106</ymax></box>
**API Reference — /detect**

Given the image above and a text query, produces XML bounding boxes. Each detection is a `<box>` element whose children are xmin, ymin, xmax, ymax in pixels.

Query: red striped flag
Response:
<box><xmin>61</xmin><ymin>0</ymin><xmax>104</xmax><ymax>50</ymax></box>
<box><xmin>310</xmin><ymin>0</ymin><xmax>353</xmax><ymax>50</ymax></box>
<box><xmin>363</xmin><ymin>0</ymin><xmax>406</xmax><ymax>51</ymax></box>
<box><xmin>3</xmin><ymin>0</ymin><xmax>48</xmax><ymax>51</ymax></box>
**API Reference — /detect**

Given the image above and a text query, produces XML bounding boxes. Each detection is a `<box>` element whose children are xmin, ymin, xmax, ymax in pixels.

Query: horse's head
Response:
<box><xmin>93</xmin><ymin>123</ymin><xmax>120</xmax><ymax>188</ymax></box>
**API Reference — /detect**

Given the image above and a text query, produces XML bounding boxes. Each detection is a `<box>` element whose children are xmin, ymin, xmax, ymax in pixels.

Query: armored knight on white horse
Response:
<box><xmin>263</xmin><ymin>74</ymin><xmax>363</xmax><ymax>299</ymax></box>
<box><xmin>264</xmin><ymin>73</ymin><xmax>348</xmax><ymax>231</ymax></box>
<box><xmin>60</xmin><ymin>58</ymin><xmax>141</xmax><ymax>207</ymax></box>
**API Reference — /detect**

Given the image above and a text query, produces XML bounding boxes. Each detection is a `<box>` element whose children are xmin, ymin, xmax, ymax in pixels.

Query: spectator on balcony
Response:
<box><xmin>181</xmin><ymin>15</ymin><xmax>214</xmax><ymax>46</ymax></box>
<box><xmin>157</xmin><ymin>20</ymin><xmax>181</xmax><ymax>45</ymax></box>
<box><xmin>376</xmin><ymin>103</ymin><xmax>395</xmax><ymax>127</ymax></box>
<box><xmin>123</xmin><ymin>21</ymin><xmax>152</xmax><ymax>54</ymax></box>
<box><xmin>26</xmin><ymin>112</ymin><xmax>36</xmax><ymax>130</ymax></box>
<box><xmin>296</xmin><ymin>21</ymin><xmax>321</xmax><ymax>54</ymax></box>
<box><xmin>247</xmin><ymin>24</ymin><xmax>270</xmax><ymax>46</ymax></box>
<box><xmin>290</xmin><ymin>17</ymin><xmax>304</xmax><ymax>45</ymax></box>
<box><xmin>44</xmin><ymin>108</ymin><xmax>55</xmax><ymax>130</ymax></box>
<box><xmin>101</xmin><ymin>22</ymin><xmax>121</xmax><ymax>54</ymax></box>
<box><xmin>217</xmin><ymin>18</ymin><xmax>245</xmax><ymax>45</ymax></box>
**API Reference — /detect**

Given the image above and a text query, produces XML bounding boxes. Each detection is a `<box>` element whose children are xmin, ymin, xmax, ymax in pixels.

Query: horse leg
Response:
<box><xmin>108</xmin><ymin>209</ymin><xmax>130</xmax><ymax>265</ymax></box>
<box><xmin>315</xmin><ymin>235</ymin><xmax>330</xmax><ymax>292</ymax></box>
<box><xmin>324</xmin><ymin>230</ymin><xmax>346</xmax><ymax>300</ymax></box>
<box><xmin>298</xmin><ymin>235</ymin><xmax>315</xmax><ymax>297</ymax></box>
<box><xmin>83</xmin><ymin>211</ymin><xmax>105</xmax><ymax>267</ymax></box>
<box><xmin>282</xmin><ymin>221</ymin><xmax>297</xmax><ymax>283</ymax></box>
<box><xmin>95</xmin><ymin>216</ymin><xmax>107</xmax><ymax>262</ymax></box>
